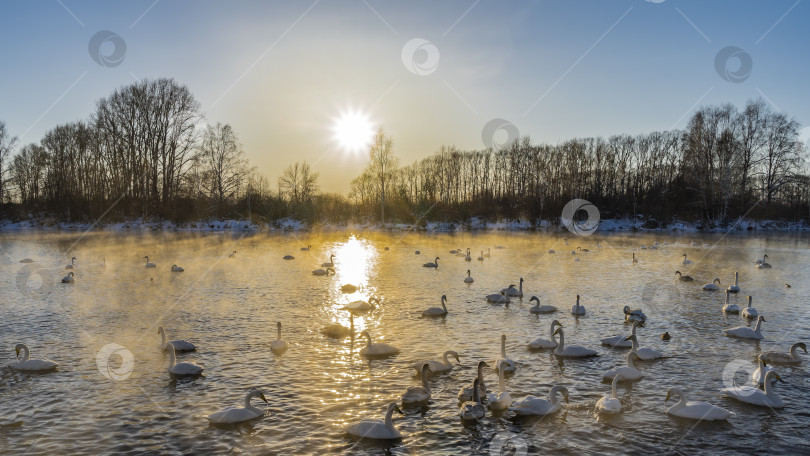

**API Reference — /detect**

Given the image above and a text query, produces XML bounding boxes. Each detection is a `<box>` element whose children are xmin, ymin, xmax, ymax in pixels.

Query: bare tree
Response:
<box><xmin>0</xmin><ymin>122</ymin><xmax>18</xmax><ymax>205</ymax></box>
<box><xmin>367</xmin><ymin>128</ymin><xmax>396</xmax><ymax>222</ymax></box>
<box><xmin>199</xmin><ymin>123</ymin><xmax>249</xmax><ymax>205</ymax></box>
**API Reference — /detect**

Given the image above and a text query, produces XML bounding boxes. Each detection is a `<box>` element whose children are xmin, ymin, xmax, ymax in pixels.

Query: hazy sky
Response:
<box><xmin>1</xmin><ymin>1</ymin><xmax>808</xmax><ymax>192</ymax></box>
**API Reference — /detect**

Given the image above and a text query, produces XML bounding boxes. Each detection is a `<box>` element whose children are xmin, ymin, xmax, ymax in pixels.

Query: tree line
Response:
<box><xmin>0</xmin><ymin>78</ymin><xmax>807</xmax><ymax>227</ymax></box>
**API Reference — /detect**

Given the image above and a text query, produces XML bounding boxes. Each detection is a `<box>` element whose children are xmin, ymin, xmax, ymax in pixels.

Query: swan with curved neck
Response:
<box><xmin>721</xmin><ymin>370</ymin><xmax>784</xmax><ymax>408</ymax></box>
<box><xmin>13</xmin><ymin>344</ymin><xmax>58</xmax><ymax>371</ymax></box>
<box><xmin>322</xmin><ymin>254</ymin><xmax>335</xmax><ymax>267</ymax></box>
<box><xmin>320</xmin><ymin>313</ymin><xmax>354</xmax><ymax>339</ymax></box>
<box><xmin>528</xmin><ymin>319</ymin><xmax>562</xmax><ymax>349</ymax></box>
<box><xmin>760</xmin><ymin>342</ymin><xmax>807</xmax><ymax>365</ymax></box>
<box><xmin>601</xmin><ymin>320</ymin><xmax>642</xmax><ymax>348</ymax></box>
<box><xmin>510</xmin><ymin>386</ymin><xmax>569</xmax><ymax>416</ymax></box>
<box><xmin>61</xmin><ymin>272</ymin><xmax>75</xmax><ymax>283</ymax></box>
<box><xmin>312</xmin><ymin>267</ymin><xmax>335</xmax><ymax>276</ymax></box>
<box><xmin>626</xmin><ymin>334</ymin><xmax>662</xmax><ymax>360</ymax></box>
<box><xmin>144</xmin><ymin>256</ymin><xmax>156</xmax><ymax>268</ymax></box>
<box><xmin>666</xmin><ymin>388</ymin><xmax>733</xmax><ymax>420</ymax></box>
<box><xmin>346</xmin><ymin>402</ymin><xmax>403</xmax><ymax>439</ymax></box>
<box><xmin>553</xmin><ymin>326</ymin><xmax>597</xmax><ymax>358</ymax></box>
<box><xmin>502</xmin><ymin>278</ymin><xmax>524</xmax><ymax>297</ymax></box>
<box><xmin>171</xmin><ymin>264</ymin><xmax>184</xmax><ymax>272</ymax></box>
<box><xmin>344</xmin><ymin>296</ymin><xmax>379</xmax><ymax>313</ymax></box>
<box><xmin>529</xmin><ymin>295</ymin><xmax>557</xmax><ymax>314</ymax></box>
<box><xmin>751</xmin><ymin>354</ymin><xmax>776</xmax><ymax>385</ymax></box>
<box><xmin>207</xmin><ymin>389</ymin><xmax>268</xmax><ymax>424</ymax></box>
<box><xmin>702</xmin><ymin>278</ymin><xmax>721</xmax><ymax>291</ymax></box>
<box><xmin>423</xmin><ymin>257</ymin><xmax>440</xmax><ymax>268</ymax></box>
<box><xmin>359</xmin><ymin>331</ymin><xmax>399</xmax><ymax>358</ymax></box>
<box><xmin>270</xmin><ymin>322</ymin><xmax>289</xmax><ymax>355</ymax></box>
<box><xmin>229</xmin><ymin>250</ymin><xmax>237</xmax><ymax>258</ymax></box>
<box><xmin>66</xmin><ymin>256</ymin><xmax>77</xmax><ymax>269</ymax></box>
<box><xmin>166</xmin><ymin>344</ymin><xmax>204</xmax><ymax>376</ymax></box>
<box><xmin>422</xmin><ymin>295</ymin><xmax>449</xmax><ymax>317</ymax></box>
<box><xmin>401</xmin><ymin>364</ymin><xmax>431</xmax><ymax>405</ymax></box>
<box><xmin>682</xmin><ymin>253</ymin><xmax>692</xmax><ymax>265</ymax></box>
<box><xmin>603</xmin><ymin>350</ymin><xmax>642</xmax><ymax>381</ymax></box>
<box><xmin>464</xmin><ymin>270</ymin><xmax>474</xmax><ymax>283</ymax></box>
<box><xmin>411</xmin><ymin>350</ymin><xmax>460</xmax><ymax>375</ymax></box>
<box><xmin>675</xmin><ymin>271</ymin><xmax>693</xmax><ymax>282</ymax></box>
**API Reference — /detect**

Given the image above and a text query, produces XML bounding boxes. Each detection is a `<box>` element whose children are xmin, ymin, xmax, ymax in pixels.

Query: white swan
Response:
<box><xmin>702</xmin><ymin>278</ymin><xmax>720</xmax><ymax>291</ymax></box>
<box><xmin>270</xmin><ymin>322</ymin><xmax>289</xmax><ymax>355</ymax></box>
<box><xmin>528</xmin><ymin>320</ymin><xmax>562</xmax><ymax>349</ymax></box>
<box><xmin>601</xmin><ymin>320</ymin><xmax>642</xmax><ymax>348</ymax></box>
<box><xmin>346</xmin><ymin>402</ymin><xmax>403</xmax><ymax>440</ymax></box>
<box><xmin>322</xmin><ymin>255</ymin><xmax>335</xmax><ymax>268</ymax></box>
<box><xmin>485</xmin><ymin>248</ymin><xmax>491</xmax><ymax>257</ymax></box>
<box><xmin>166</xmin><ymin>344</ymin><xmax>204</xmax><ymax>376</ymax></box>
<box><xmin>312</xmin><ymin>267</ymin><xmax>335</xmax><ymax>276</ymax></box>
<box><xmin>422</xmin><ymin>257</ymin><xmax>439</xmax><ymax>268</ymax></box>
<box><xmin>721</xmin><ymin>370</ymin><xmax>784</xmax><ymax>408</ymax></box>
<box><xmin>477</xmin><ymin>251</ymin><xmax>484</xmax><ymax>261</ymax></box>
<box><xmin>623</xmin><ymin>306</ymin><xmax>646</xmax><ymax>323</ymax></box>
<box><xmin>465</xmin><ymin>248</ymin><xmax>472</xmax><ymax>261</ymax></box>
<box><xmin>741</xmin><ymin>295</ymin><xmax>758</xmax><ymax>319</ymax></box>
<box><xmin>359</xmin><ymin>331</ymin><xmax>399</xmax><ymax>358</ymax></box>
<box><xmin>751</xmin><ymin>354</ymin><xmax>775</xmax><ymax>386</ymax></box>
<box><xmin>411</xmin><ymin>350</ymin><xmax>460</xmax><ymax>375</ymax></box>
<box><xmin>529</xmin><ymin>295</ymin><xmax>557</xmax><ymax>314</ymax></box>
<box><xmin>760</xmin><ymin>342</ymin><xmax>807</xmax><ymax>365</ymax></box>
<box><xmin>666</xmin><ymin>388</ymin><xmax>733</xmax><ymax>420</ymax></box>
<box><xmin>144</xmin><ymin>256</ymin><xmax>156</xmax><ymax>268</ymax></box>
<box><xmin>229</xmin><ymin>250</ymin><xmax>237</xmax><ymax>258</ymax></box>
<box><xmin>681</xmin><ymin>253</ymin><xmax>692</xmax><ymax>265</ymax></box>
<box><xmin>754</xmin><ymin>254</ymin><xmax>767</xmax><ymax>264</ymax></box>
<box><xmin>755</xmin><ymin>254</ymin><xmax>772</xmax><ymax>269</ymax></box>
<box><xmin>61</xmin><ymin>272</ymin><xmax>75</xmax><ymax>283</ymax></box>
<box><xmin>20</xmin><ymin>258</ymin><xmax>34</xmax><ymax>263</ymax></box>
<box><xmin>724</xmin><ymin>315</ymin><xmax>765</xmax><ymax>340</ymax></box>
<box><xmin>13</xmin><ymin>344</ymin><xmax>57</xmax><ymax>371</ymax></box>
<box><xmin>486</xmin><ymin>366</ymin><xmax>512</xmax><ymax>412</ymax></box>
<box><xmin>321</xmin><ymin>313</ymin><xmax>353</xmax><ymax>339</ymax></box>
<box><xmin>632</xmin><ymin>252</ymin><xmax>638</xmax><ymax>264</ymax></box>
<box><xmin>722</xmin><ymin>289</ymin><xmax>740</xmax><ymax>314</ymax></box>
<box><xmin>158</xmin><ymin>326</ymin><xmax>196</xmax><ymax>352</ymax></box>
<box><xmin>510</xmin><ymin>386</ymin><xmax>569</xmax><ymax>416</ymax></box>
<box><xmin>626</xmin><ymin>334</ymin><xmax>663</xmax><ymax>360</ymax></box>
<box><xmin>344</xmin><ymin>297</ymin><xmax>379</xmax><ymax>313</ymax></box>
<box><xmin>171</xmin><ymin>264</ymin><xmax>184</xmax><ymax>272</ymax></box>
<box><xmin>486</xmin><ymin>292</ymin><xmax>510</xmax><ymax>304</ymax></box>
<box><xmin>603</xmin><ymin>351</ymin><xmax>643</xmax><ymax>381</ymax></box>
<box><xmin>501</xmin><ymin>278</ymin><xmax>524</xmax><ymax>297</ymax></box>
<box><xmin>553</xmin><ymin>326</ymin><xmax>597</xmax><ymax>358</ymax></box>
<box><xmin>595</xmin><ymin>374</ymin><xmax>623</xmax><ymax>414</ymax></box>
<box><xmin>65</xmin><ymin>256</ymin><xmax>77</xmax><ymax>269</ymax></box>
<box><xmin>401</xmin><ymin>364</ymin><xmax>431</xmax><ymax>405</ymax></box>
<box><xmin>422</xmin><ymin>295</ymin><xmax>448</xmax><ymax>317</ymax></box>
<box><xmin>458</xmin><ymin>361</ymin><xmax>487</xmax><ymax>401</ymax></box>
<box><xmin>459</xmin><ymin>378</ymin><xmax>486</xmax><ymax>421</ymax></box>
<box><xmin>495</xmin><ymin>334</ymin><xmax>516</xmax><ymax>373</ymax></box>
<box><xmin>340</xmin><ymin>283</ymin><xmax>362</xmax><ymax>293</ymax></box>
<box><xmin>464</xmin><ymin>270</ymin><xmax>474</xmax><ymax>283</ymax></box>
<box><xmin>727</xmin><ymin>272</ymin><xmax>740</xmax><ymax>293</ymax></box>
<box><xmin>301</xmin><ymin>245</ymin><xmax>311</xmax><ymax>251</ymax></box>
<box><xmin>207</xmin><ymin>389</ymin><xmax>268</xmax><ymax>424</ymax></box>
<box><xmin>675</xmin><ymin>271</ymin><xmax>694</xmax><ymax>282</ymax></box>
<box><xmin>570</xmin><ymin>295</ymin><xmax>586</xmax><ymax>316</ymax></box>
<box><xmin>548</xmin><ymin>249</ymin><xmax>555</xmax><ymax>254</ymax></box>
<box><xmin>283</xmin><ymin>255</ymin><xmax>295</xmax><ymax>260</ymax></box>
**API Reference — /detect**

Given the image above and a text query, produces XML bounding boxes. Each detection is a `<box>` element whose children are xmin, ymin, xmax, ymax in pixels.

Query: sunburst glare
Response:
<box><xmin>332</xmin><ymin>109</ymin><xmax>374</xmax><ymax>154</ymax></box>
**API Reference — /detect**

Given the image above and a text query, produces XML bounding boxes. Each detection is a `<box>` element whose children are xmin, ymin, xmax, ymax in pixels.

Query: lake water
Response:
<box><xmin>0</xmin><ymin>230</ymin><xmax>808</xmax><ymax>455</ymax></box>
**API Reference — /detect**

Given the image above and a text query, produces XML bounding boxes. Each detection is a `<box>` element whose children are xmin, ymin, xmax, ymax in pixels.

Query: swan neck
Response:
<box><xmin>501</xmin><ymin>338</ymin><xmax>506</xmax><ymax>358</ymax></box>
<box><xmin>790</xmin><ymin>343</ymin><xmax>800</xmax><ymax>359</ymax></box>
<box><xmin>19</xmin><ymin>345</ymin><xmax>30</xmax><ymax>363</ymax></box>
<box><xmin>626</xmin><ymin>351</ymin><xmax>636</xmax><ymax>368</ymax></box>
<box><xmin>168</xmin><ymin>347</ymin><xmax>176</xmax><ymax>368</ymax></box>
<box><xmin>421</xmin><ymin>368</ymin><xmax>430</xmax><ymax>392</ymax></box>
<box><xmin>556</xmin><ymin>330</ymin><xmax>565</xmax><ymax>351</ymax></box>
<box><xmin>610</xmin><ymin>375</ymin><xmax>619</xmax><ymax>398</ymax></box>
<box><xmin>277</xmin><ymin>325</ymin><xmax>281</xmax><ymax>340</ymax></box>
<box><xmin>384</xmin><ymin>404</ymin><xmax>396</xmax><ymax>428</ymax></box>
<box><xmin>754</xmin><ymin>318</ymin><xmax>763</xmax><ymax>332</ymax></box>
<box><xmin>245</xmin><ymin>391</ymin><xmax>263</xmax><ymax>414</ymax></box>
<box><xmin>630</xmin><ymin>336</ymin><xmax>639</xmax><ymax>351</ymax></box>
<box><xmin>159</xmin><ymin>328</ymin><xmax>166</xmax><ymax>345</ymax></box>
<box><xmin>734</xmin><ymin>272</ymin><xmax>738</xmax><ymax>286</ymax></box>
<box><xmin>497</xmin><ymin>368</ymin><xmax>505</xmax><ymax>393</ymax></box>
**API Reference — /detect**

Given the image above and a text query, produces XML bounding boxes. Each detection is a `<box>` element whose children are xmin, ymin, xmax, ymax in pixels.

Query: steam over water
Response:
<box><xmin>1</xmin><ymin>231</ymin><xmax>808</xmax><ymax>455</ymax></box>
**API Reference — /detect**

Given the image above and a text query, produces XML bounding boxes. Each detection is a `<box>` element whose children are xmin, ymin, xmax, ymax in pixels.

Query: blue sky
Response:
<box><xmin>1</xmin><ymin>0</ymin><xmax>807</xmax><ymax>192</ymax></box>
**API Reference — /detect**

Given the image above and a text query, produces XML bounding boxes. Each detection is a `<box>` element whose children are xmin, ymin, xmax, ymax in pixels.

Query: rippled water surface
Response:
<box><xmin>1</xmin><ymin>230</ymin><xmax>809</xmax><ymax>455</ymax></box>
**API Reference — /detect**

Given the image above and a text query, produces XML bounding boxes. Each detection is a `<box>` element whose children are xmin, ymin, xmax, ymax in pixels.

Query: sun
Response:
<box><xmin>332</xmin><ymin>110</ymin><xmax>375</xmax><ymax>153</ymax></box>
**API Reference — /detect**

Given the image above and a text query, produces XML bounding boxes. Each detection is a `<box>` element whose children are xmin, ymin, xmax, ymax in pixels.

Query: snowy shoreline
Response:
<box><xmin>1</xmin><ymin>217</ymin><xmax>807</xmax><ymax>233</ymax></box>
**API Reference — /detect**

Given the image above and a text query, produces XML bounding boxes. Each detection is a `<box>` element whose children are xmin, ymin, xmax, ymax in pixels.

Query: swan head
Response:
<box><xmin>421</xmin><ymin>363</ymin><xmax>431</xmax><ymax>375</ymax></box>
<box><xmin>441</xmin><ymin>294</ymin><xmax>447</xmax><ymax>303</ymax></box>
<box><xmin>276</xmin><ymin>321</ymin><xmax>282</xmax><ymax>329</ymax></box>
<box><xmin>387</xmin><ymin>402</ymin><xmax>404</xmax><ymax>415</ymax></box>
<box><xmin>529</xmin><ymin>296</ymin><xmax>540</xmax><ymax>304</ymax></box>
<box><xmin>360</xmin><ymin>331</ymin><xmax>371</xmax><ymax>341</ymax></box>
<box><xmin>476</xmin><ymin>360</ymin><xmax>488</xmax><ymax>372</ymax></box>
<box><xmin>501</xmin><ymin>334</ymin><xmax>507</xmax><ymax>343</ymax></box>
<box><xmin>623</xmin><ymin>305</ymin><xmax>630</xmax><ymax>314</ymax></box>
<box><xmin>552</xmin><ymin>327</ymin><xmax>563</xmax><ymax>337</ymax></box>
<box><xmin>68</xmin><ymin>272</ymin><xmax>74</xmax><ymax>277</ymax></box>
<box><xmin>14</xmin><ymin>343</ymin><xmax>27</xmax><ymax>357</ymax></box>
<box><xmin>551</xmin><ymin>320</ymin><xmax>562</xmax><ymax>328</ymax></box>
<box><xmin>713</xmin><ymin>278</ymin><xmax>721</xmax><ymax>284</ymax></box>
<box><xmin>757</xmin><ymin>315</ymin><xmax>765</xmax><ymax>323</ymax></box>
<box><xmin>764</xmin><ymin>370</ymin><xmax>784</xmax><ymax>383</ymax></box>
<box><xmin>551</xmin><ymin>386</ymin><xmax>570</xmax><ymax>403</ymax></box>
<box><xmin>665</xmin><ymin>388</ymin><xmax>680</xmax><ymax>402</ymax></box>
<box><xmin>675</xmin><ymin>271</ymin><xmax>681</xmax><ymax>276</ymax></box>
<box><xmin>445</xmin><ymin>351</ymin><xmax>460</xmax><ymax>364</ymax></box>
<box><xmin>519</xmin><ymin>277</ymin><xmax>524</xmax><ymax>283</ymax></box>
<box><xmin>71</xmin><ymin>256</ymin><xmax>77</xmax><ymax>261</ymax></box>
<box><xmin>624</xmin><ymin>335</ymin><xmax>637</xmax><ymax>342</ymax></box>
<box><xmin>797</xmin><ymin>342</ymin><xmax>808</xmax><ymax>354</ymax></box>
<box><xmin>764</xmin><ymin>254</ymin><xmax>769</xmax><ymax>260</ymax></box>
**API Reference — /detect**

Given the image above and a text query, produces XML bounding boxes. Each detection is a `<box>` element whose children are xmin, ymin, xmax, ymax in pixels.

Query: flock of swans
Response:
<box><xmin>10</xmin><ymin>239</ymin><xmax>803</xmax><ymax>444</ymax></box>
